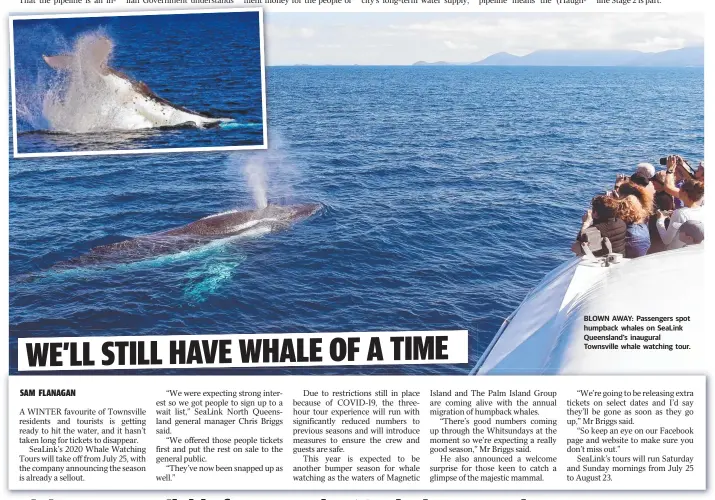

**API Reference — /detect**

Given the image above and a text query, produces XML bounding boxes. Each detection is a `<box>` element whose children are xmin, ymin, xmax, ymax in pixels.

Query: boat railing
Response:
<box><xmin>469</xmin><ymin>251</ymin><xmax>627</xmax><ymax>375</ymax></box>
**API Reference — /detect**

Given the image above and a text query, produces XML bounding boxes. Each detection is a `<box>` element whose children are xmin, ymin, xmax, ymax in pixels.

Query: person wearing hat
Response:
<box><xmin>631</xmin><ymin>162</ymin><xmax>656</xmax><ymax>196</ymax></box>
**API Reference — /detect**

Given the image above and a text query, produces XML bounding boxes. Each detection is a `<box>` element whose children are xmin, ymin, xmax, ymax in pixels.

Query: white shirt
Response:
<box><xmin>657</xmin><ymin>205</ymin><xmax>705</xmax><ymax>250</ymax></box>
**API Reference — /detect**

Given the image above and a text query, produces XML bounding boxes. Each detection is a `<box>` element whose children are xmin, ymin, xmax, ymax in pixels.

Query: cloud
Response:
<box><xmin>388</xmin><ymin>14</ymin><xmax>703</xmax><ymax>55</ymax></box>
<box><xmin>265</xmin><ymin>13</ymin><xmax>704</xmax><ymax>65</ymax></box>
<box><xmin>443</xmin><ymin>40</ymin><xmax>479</xmax><ymax>51</ymax></box>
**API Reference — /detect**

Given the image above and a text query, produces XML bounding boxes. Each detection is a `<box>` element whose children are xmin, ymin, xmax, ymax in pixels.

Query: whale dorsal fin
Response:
<box><xmin>42</xmin><ymin>36</ymin><xmax>113</xmax><ymax>74</ymax></box>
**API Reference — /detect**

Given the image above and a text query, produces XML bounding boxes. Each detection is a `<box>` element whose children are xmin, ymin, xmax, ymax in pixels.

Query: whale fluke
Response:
<box><xmin>42</xmin><ymin>54</ymin><xmax>74</xmax><ymax>70</ymax></box>
<box><xmin>43</xmin><ymin>35</ymin><xmax>112</xmax><ymax>73</ymax></box>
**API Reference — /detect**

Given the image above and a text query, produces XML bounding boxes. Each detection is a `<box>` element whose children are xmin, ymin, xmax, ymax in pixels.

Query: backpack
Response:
<box><xmin>578</xmin><ymin>226</ymin><xmax>612</xmax><ymax>258</ymax></box>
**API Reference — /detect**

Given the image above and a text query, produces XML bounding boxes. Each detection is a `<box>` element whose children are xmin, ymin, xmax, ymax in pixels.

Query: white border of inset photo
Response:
<box><xmin>9</xmin><ymin>8</ymin><xmax>268</xmax><ymax>158</ymax></box>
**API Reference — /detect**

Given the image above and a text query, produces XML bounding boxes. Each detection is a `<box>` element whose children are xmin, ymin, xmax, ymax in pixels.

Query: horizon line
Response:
<box><xmin>268</xmin><ymin>46</ymin><xmax>704</xmax><ymax>68</ymax></box>
<box><xmin>266</xmin><ymin>63</ymin><xmax>704</xmax><ymax>68</ymax></box>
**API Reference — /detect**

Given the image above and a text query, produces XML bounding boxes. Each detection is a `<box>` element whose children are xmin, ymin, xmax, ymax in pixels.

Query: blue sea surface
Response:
<box><xmin>12</xmin><ymin>12</ymin><xmax>264</xmax><ymax>153</ymax></box>
<box><xmin>9</xmin><ymin>66</ymin><xmax>704</xmax><ymax>374</ymax></box>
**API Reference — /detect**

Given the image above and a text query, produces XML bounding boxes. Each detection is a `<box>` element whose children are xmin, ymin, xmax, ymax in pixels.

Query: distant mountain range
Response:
<box><xmin>413</xmin><ymin>47</ymin><xmax>704</xmax><ymax>67</ymax></box>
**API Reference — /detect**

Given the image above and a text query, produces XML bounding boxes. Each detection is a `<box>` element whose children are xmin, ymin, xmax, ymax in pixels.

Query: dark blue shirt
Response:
<box><xmin>625</xmin><ymin>222</ymin><xmax>651</xmax><ymax>258</ymax></box>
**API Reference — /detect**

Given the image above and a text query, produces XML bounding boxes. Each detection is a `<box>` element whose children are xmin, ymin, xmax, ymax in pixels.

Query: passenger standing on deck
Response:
<box><xmin>615</xmin><ymin>195</ymin><xmax>651</xmax><ymax>258</ymax></box>
<box><xmin>647</xmin><ymin>171</ymin><xmax>675</xmax><ymax>254</ymax></box>
<box><xmin>571</xmin><ymin>195</ymin><xmax>627</xmax><ymax>257</ymax></box>
<box><xmin>695</xmin><ymin>161</ymin><xmax>705</xmax><ymax>182</ymax></box>
<box><xmin>617</xmin><ymin>179</ymin><xmax>655</xmax><ymax>216</ymax></box>
<box><xmin>657</xmin><ymin>179</ymin><xmax>705</xmax><ymax>250</ymax></box>
<box><xmin>631</xmin><ymin>162</ymin><xmax>656</xmax><ymax>196</ymax></box>
<box><xmin>650</xmin><ymin>170</ymin><xmax>675</xmax><ymax>210</ymax></box>
<box><xmin>664</xmin><ymin>155</ymin><xmax>702</xmax><ymax>208</ymax></box>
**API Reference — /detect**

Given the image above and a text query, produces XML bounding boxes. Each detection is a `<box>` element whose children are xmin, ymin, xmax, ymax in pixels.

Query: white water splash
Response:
<box><xmin>41</xmin><ymin>31</ymin><xmax>135</xmax><ymax>133</ymax></box>
<box><xmin>184</xmin><ymin>259</ymin><xmax>245</xmax><ymax>303</ymax></box>
<box><xmin>17</xmin><ymin>29</ymin><xmax>191</xmax><ymax>133</ymax></box>
<box><xmin>14</xmin><ymin>24</ymin><xmax>71</xmax><ymax>131</ymax></box>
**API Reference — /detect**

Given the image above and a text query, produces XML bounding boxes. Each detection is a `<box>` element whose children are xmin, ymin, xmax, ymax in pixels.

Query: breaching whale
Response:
<box><xmin>52</xmin><ymin>203</ymin><xmax>322</xmax><ymax>270</ymax></box>
<box><xmin>42</xmin><ymin>35</ymin><xmax>234</xmax><ymax>132</ymax></box>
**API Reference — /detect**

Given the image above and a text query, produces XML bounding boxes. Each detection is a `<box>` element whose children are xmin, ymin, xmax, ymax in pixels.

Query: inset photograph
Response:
<box><xmin>10</xmin><ymin>9</ymin><xmax>266</xmax><ymax>157</ymax></box>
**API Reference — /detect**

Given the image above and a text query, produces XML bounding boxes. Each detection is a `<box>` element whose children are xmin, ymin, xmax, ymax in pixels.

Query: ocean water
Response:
<box><xmin>12</xmin><ymin>12</ymin><xmax>264</xmax><ymax>153</ymax></box>
<box><xmin>9</xmin><ymin>66</ymin><xmax>704</xmax><ymax>374</ymax></box>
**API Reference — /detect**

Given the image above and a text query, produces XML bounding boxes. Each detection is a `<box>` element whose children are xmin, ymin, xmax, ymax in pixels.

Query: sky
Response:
<box><xmin>263</xmin><ymin>13</ymin><xmax>704</xmax><ymax>66</ymax></box>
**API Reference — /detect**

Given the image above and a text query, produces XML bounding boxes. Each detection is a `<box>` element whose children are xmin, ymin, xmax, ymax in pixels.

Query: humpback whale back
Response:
<box><xmin>51</xmin><ymin>203</ymin><xmax>322</xmax><ymax>270</ymax></box>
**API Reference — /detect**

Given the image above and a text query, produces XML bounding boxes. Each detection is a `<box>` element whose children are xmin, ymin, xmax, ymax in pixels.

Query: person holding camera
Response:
<box><xmin>663</xmin><ymin>155</ymin><xmax>703</xmax><ymax>208</ymax></box>
<box><xmin>657</xmin><ymin>178</ymin><xmax>705</xmax><ymax>250</ymax></box>
<box><xmin>646</xmin><ymin>170</ymin><xmax>676</xmax><ymax>254</ymax></box>
<box><xmin>650</xmin><ymin>170</ymin><xmax>675</xmax><ymax>208</ymax></box>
